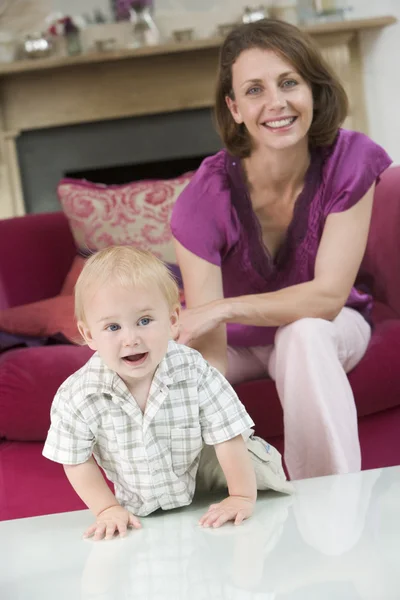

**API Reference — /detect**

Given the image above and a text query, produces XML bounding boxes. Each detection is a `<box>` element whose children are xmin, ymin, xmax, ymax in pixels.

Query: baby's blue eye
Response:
<box><xmin>138</xmin><ymin>317</ymin><xmax>151</xmax><ymax>327</ymax></box>
<box><xmin>107</xmin><ymin>324</ymin><xmax>120</xmax><ymax>332</ymax></box>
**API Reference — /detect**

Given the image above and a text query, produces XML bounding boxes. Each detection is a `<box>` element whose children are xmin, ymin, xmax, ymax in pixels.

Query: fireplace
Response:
<box><xmin>16</xmin><ymin>108</ymin><xmax>221</xmax><ymax>214</ymax></box>
<box><xmin>66</xmin><ymin>155</ymin><xmax>205</xmax><ymax>186</ymax></box>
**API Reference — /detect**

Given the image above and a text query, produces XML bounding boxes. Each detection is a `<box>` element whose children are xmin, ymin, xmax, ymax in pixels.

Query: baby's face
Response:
<box><xmin>78</xmin><ymin>281</ymin><xmax>179</xmax><ymax>392</ymax></box>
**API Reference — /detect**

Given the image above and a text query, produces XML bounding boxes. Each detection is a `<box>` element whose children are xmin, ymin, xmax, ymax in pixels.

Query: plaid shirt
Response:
<box><xmin>43</xmin><ymin>341</ymin><xmax>254</xmax><ymax>516</ymax></box>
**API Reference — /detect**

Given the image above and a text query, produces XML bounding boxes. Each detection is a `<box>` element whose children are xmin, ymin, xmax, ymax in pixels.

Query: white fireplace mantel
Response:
<box><xmin>0</xmin><ymin>15</ymin><xmax>396</xmax><ymax>219</ymax></box>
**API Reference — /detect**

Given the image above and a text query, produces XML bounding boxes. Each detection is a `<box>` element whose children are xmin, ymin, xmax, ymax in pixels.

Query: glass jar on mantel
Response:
<box><xmin>0</xmin><ymin>30</ymin><xmax>17</xmax><ymax>62</ymax></box>
<box><xmin>64</xmin><ymin>17</ymin><xmax>82</xmax><ymax>56</ymax></box>
<box><xmin>130</xmin><ymin>2</ymin><xmax>160</xmax><ymax>47</ymax></box>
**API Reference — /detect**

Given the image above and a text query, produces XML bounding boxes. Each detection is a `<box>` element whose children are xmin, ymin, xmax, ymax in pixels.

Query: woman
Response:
<box><xmin>170</xmin><ymin>19</ymin><xmax>392</xmax><ymax>480</ymax></box>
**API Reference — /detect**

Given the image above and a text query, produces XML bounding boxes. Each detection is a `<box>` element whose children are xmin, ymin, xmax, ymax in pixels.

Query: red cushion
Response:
<box><xmin>0</xmin><ymin>295</ymin><xmax>80</xmax><ymax>342</ymax></box>
<box><xmin>0</xmin><ymin>345</ymin><xmax>93</xmax><ymax>441</ymax></box>
<box><xmin>60</xmin><ymin>255</ymin><xmax>86</xmax><ymax>296</ymax></box>
<box><xmin>0</xmin><ymin>211</ymin><xmax>77</xmax><ymax>310</ymax></box>
<box><xmin>0</xmin><ymin>249</ymin><xmax>87</xmax><ymax>341</ymax></box>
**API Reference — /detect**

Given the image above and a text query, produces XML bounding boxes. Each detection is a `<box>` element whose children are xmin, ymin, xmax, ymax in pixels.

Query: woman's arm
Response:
<box><xmin>177</xmin><ymin>185</ymin><xmax>375</xmax><ymax>343</ymax></box>
<box><xmin>174</xmin><ymin>238</ymin><xmax>228</xmax><ymax>375</ymax></box>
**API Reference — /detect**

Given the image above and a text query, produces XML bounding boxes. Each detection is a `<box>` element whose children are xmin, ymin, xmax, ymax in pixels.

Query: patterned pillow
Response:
<box><xmin>57</xmin><ymin>173</ymin><xmax>193</xmax><ymax>263</ymax></box>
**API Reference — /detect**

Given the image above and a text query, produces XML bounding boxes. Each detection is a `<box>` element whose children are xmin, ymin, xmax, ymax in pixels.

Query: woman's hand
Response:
<box><xmin>84</xmin><ymin>505</ymin><xmax>142</xmax><ymax>541</ymax></box>
<box><xmin>177</xmin><ymin>303</ymin><xmax>222</xmax><ymax>345</ymax></box>
<box><xmin>199</xmin><ymin>496</ymin><xmax>255</xmax><ymax>528</ymax></box>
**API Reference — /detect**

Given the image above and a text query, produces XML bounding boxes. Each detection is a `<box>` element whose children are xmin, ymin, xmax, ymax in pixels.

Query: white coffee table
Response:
<box><xmin>1</xmin><ymin>467</ymin><xmax>399</xmax><ymax>600</ymax></box>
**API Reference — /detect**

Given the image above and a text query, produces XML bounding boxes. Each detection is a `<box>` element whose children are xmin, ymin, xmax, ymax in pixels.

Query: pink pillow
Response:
<box><xmin>57</xmin><ymin>173</ymin><xmax>193</xmax><ymax>262</ymax></box>
<box><xmin>0</xmin><ymin>295</ymin><xmax>80</xmax><ymax>342</ymax></box>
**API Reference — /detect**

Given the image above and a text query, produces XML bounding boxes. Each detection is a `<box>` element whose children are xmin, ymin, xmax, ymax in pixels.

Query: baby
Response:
<box><xmin>43</xmin><ymin>246</ymin><xmax>291</xmax><ymax>540</ymax></box>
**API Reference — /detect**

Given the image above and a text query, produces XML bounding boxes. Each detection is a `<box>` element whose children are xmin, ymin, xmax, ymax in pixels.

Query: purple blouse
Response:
<box><xmin>170</xmin><ymin>129</ymin><xmax>392</xmax><ymax>347</ymax></box>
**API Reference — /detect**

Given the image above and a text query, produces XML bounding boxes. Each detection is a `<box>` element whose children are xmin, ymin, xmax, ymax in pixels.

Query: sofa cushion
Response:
<box><xmin>0</xmin><ymin>211</ymin><xmax>77</xmax><ymax>311</ymax></box>
<box><xmin>57</xmin><ymin>173</ymin><xmax>193</xmax><ymax>264</ymax></box>
<box><xmin>0</xmin><ymin>345</ymin><xmax>93</xmax><ymax>442</ymax></box>
<box><xmin>0</xmin><ymin>250</ymin><xmax>88</xmax><ymax>342</ymax></box>
<box><xmin>1</xmin><ymin>317</ymin><xmax>400</xmax><ymax>444</ymax></box>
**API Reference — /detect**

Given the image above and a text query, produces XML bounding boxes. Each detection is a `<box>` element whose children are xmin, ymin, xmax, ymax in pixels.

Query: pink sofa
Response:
<box><xmin>1</xmin><ymin>165</ymin><xmax>400</xmax><ymax>521</ymax></box>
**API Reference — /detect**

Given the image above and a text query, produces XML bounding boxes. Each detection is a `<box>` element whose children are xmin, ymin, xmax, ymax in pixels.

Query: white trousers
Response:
<box><xmin>226</xmin><ymin>308</ymin><xmax>371</xmax><ymax>480</ymax></box>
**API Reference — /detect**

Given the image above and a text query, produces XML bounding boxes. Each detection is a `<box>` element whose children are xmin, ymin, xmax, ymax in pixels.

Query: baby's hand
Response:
<box><xmin>84</xmin><ymin>504</ymin><xmax>142</xmax><ymax>541</ymax></box>
<box><xmin>199</xmin><ymin>496</ymin><xmax>255</xmax><ymax>528</ymax></box>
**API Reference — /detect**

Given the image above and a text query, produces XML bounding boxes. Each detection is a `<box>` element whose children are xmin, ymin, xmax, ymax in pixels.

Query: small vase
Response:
<box><xmin>66</xmin><ymin>30</ymin><xmax>82</xmax><ymax>56</ymax></box>
<box><xmin>64</xmin><ymin>18</ymin><xmax>82</xmax><ymax>56</ymax></box>
<box><xmin>130</xmin><ymin>6</ymin><xmax>160</xmax><ymax>47</ymax></box>
<box><xmin>0</xmin><ymin>30</ymin><xmax>17</xmax><ymax>63</ymax></box>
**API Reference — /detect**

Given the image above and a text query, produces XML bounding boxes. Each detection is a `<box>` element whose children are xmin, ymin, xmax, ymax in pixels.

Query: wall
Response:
<box><xmin>353</xmin><ymin>0</ymin><xmax>400</xmax><ymax>164</ymax></box>
<box><xmin>6</xmin><ymin>0</ymin><xmax>400</xmax><ymax>163</ymax></box>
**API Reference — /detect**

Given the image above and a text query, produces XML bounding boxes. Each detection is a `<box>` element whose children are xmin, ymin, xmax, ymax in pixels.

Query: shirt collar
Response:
<box><xmin>152</xmin><ymin>340</ymin><xmax>189</xmax><ymax>387</ymax></box>
<box><xmin>87</xmin><ymin>353</ymin><xmax>129</xmax><ymax>401</ymax></box>
<box><xmin>90</xmin><ymin>340</ymin><xmax>188</xmax><ymax>401</ymax></box>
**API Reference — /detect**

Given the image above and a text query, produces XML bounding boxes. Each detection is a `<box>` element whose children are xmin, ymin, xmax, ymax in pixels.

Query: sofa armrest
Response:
<box><xmin>0</xmin><ymin>212</ymin><xmax>76</xmax><ymax>309</ymax></box>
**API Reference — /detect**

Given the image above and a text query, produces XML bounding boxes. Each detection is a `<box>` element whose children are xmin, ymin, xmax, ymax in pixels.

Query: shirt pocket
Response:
<box><xmin>170</xmin><ymin>426</ymin><xmax>203</xmax><ymax>477</ymax></box>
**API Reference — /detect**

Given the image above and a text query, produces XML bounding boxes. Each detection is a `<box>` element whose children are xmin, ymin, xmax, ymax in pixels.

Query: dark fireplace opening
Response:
<box><xmin>17</xmin><ymin>108</ymin><xmax>221</xmax><ymax>214</ymax></box>
<box><xmin>65</xmin><ymin>154</ymin><xmax>206</xmax><ymax>185</ymax></box>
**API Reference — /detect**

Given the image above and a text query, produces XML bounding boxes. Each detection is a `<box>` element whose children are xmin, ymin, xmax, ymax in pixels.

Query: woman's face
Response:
<box><xmin>226</xmin><ymin>47</ymin><xmax>314</xmax><ymax>153</ymax></box>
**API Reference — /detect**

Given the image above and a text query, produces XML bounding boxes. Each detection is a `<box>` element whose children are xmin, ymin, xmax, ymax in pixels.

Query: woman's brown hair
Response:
<box><xmin>215</xmin><ymin>18</ymin><xmax>348</xmax><ymax>157</ymax></box>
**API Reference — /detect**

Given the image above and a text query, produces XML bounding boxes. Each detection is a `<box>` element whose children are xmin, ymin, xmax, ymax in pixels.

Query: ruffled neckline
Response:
<box><xmin>225</xmin><ymin>149</ymin><xmax>324</xmax><ymax>285</ymax></box>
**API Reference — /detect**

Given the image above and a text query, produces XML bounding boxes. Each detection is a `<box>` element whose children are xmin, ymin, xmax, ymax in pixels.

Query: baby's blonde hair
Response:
<box><xmin>75</xmin><ymin>246</ymin><xmax>180</xmax><ymax>325</ymax></box>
